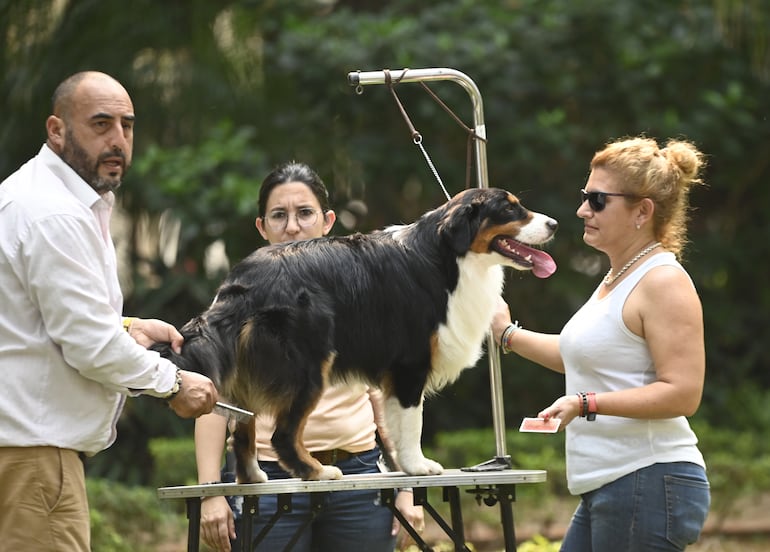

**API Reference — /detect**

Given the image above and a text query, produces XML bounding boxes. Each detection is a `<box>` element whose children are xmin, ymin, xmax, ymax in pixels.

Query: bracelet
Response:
<box><xmin>399</xmin><ymin>487</ymin><xmax>413</xmax><ymax>493</ymax></box>
<box><xmin>499</xmin><ymin>321</ymin><xmax>522</xmax><ymax>354</ymax></box>
<box><xmin>577</xmin><ymin>392</ymin><xmax>598</xmax><ymax>421</ymax></box>
<box><xmin>586</xmin><ymin>392</ymin><xmax>597</xmax><ymax>421</ymax></box>
<box><xmin>165</xmin><ymin>369</ymin><xmax>182</xmax><ymax>400</ymax></box>
<box><xmin>122</xmin><ymin>317</ymin><xmax>136</xmax><ymax>333</ymax></box>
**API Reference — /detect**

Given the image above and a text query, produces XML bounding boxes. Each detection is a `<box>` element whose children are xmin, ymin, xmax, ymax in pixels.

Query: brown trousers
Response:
<box><xmin>0</xmin><ymin>446</ymin><xmax>90</xmax><ymax>551</ymax></box>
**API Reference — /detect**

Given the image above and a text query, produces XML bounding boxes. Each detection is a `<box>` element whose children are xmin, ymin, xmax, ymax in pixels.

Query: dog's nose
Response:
<box><xmin>547</xmin><ymin>218</ymin><xmax>559</xmax><ymax>233</ymax></box>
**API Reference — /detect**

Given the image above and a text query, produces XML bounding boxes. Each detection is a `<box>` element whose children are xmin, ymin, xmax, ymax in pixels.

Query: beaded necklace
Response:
<box><xmin>603</xmin><ymin>242</ymin><xmax>661</xmax><ymax>286</ymax></box>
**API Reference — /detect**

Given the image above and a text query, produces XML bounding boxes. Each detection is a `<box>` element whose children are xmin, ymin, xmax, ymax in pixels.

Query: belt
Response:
<box><xmin>310</xmin><ymin>448</ymin><xmax>367</xmax><ymax>465</ymax></box>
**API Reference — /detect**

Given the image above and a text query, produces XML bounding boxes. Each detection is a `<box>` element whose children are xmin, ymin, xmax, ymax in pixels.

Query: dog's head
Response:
<box><xmin>150</xmin><ymin>313</ymin><xmax>233</xmax><ymax>388</ymax></box>
<box><xmin>438</xmin><ymin>188</ymin><xmax>558</xmax><ymax>278</ymax></box>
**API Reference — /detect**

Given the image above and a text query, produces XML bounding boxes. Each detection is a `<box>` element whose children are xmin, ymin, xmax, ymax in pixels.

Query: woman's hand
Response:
<box><xmin>393</xmin><ymin>490</ymin><xmax>425</xmax><ymax>547</ymax></box>
<box><xmin>200</xmin><ymin>495</ymin><xmax>236</xmax><ymax>551</ymax></box>
<box><xmin>490</xmin><ymin>296</ymin><xmax>513</xmax><ymax>345</ymax></box>
<box><xmin>538</xmin><ymin>394</ymin><xmax>582</xmax><ymax>430</ymax></box>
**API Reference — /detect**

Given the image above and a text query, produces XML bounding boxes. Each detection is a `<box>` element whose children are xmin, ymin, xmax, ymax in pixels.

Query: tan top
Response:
<box><xmin>254</xmin><ymin>382</ymin><xmax>377</xmax><ymax>461</ymax></box>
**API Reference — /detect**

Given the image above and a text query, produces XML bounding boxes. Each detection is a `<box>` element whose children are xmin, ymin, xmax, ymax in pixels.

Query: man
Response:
<box><xmin>0</xmin><ymin>71</ymin><xmax>218</xmax><ymax>550</ymax></box>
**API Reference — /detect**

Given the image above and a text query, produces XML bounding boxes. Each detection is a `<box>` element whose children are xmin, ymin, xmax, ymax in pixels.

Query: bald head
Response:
<box><xmin>51</xmin><ymin>71</ymin><xmax>130</xmax><ymax>121</ymax></box>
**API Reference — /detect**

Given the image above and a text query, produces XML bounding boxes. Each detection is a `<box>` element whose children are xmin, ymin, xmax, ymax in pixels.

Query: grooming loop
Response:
<box><xmin>348</xmin><ymin>67</ymin><xmax>510</xmax><ymax>471</ymax></box>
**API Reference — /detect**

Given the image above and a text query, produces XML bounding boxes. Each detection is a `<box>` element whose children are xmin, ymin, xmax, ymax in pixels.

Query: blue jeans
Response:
<box><xmin>230</xmin><ymin>447</ymin><xmax>396</xmax><ymax>552</ymax></box>
<box><xmin>560</xmin><ymin>462</ymin><xmax>710</xmax><ymax>552</ymax></box>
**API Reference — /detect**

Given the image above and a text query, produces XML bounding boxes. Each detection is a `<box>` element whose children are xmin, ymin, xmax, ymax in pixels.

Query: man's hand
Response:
<box><xmin>127</xmin><ymin>317</ymin><xmax>184</xmax><ymax>353</ymax></box>
<box><xmin>168</xmin><ymin>370</ymin><xmax>218</xmax><ymax>418</ymax></box>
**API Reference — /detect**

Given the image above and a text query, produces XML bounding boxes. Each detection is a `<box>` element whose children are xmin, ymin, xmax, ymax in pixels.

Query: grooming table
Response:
<box><xmin>158</xmin><ymin>468</ymin><xmax>546</xmax><ymax>552</ymax></box>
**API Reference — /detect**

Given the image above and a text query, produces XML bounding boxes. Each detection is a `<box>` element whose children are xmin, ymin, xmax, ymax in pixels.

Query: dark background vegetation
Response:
<box><xmin>2</xmin><ymin>0</ymin><xmax>769</xmax><ymax>489</ymax></box>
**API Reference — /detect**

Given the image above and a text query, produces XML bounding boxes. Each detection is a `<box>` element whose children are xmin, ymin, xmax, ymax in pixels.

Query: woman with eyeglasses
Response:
<box><xmin>194</xmin><ymin>161</ymin><xmax>424</xmax><ymax>552</ymax></box>
<box><xmin>492</xmin><ymin>137</ymin><xmax>710</xmax><ymax>551</ymax></box>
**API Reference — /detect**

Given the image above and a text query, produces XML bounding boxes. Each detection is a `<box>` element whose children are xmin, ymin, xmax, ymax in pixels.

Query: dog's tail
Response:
<box><xmin>237</xmin><ymin>289</ymin><xmax>336</xmax><ymax>396</ymax></box>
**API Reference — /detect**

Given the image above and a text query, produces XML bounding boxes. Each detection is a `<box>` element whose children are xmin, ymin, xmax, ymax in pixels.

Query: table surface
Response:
<box><xmin>157</xmin><ymin>468</ymin><xmax>547</xmax><ymax>500</ymax></box>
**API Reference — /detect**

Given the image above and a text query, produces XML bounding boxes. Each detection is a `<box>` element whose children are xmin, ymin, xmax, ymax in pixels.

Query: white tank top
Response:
<box><xmin>559</xmin><ymin>251</ymin><xmax>706</xmax><ymax>495</ymax></box>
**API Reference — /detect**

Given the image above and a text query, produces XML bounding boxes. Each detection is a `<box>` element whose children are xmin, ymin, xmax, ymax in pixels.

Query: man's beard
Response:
<box><xmin>61</xmin><ymin>131</ymin><xmax>127</xmax><ymax>194</ymax></box>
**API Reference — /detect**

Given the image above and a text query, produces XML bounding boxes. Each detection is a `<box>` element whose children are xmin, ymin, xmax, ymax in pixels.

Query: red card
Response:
<box><xmin>519</xmin><ymin>417</ymin><xmax>561</xmax><ymax>433</ymax></box>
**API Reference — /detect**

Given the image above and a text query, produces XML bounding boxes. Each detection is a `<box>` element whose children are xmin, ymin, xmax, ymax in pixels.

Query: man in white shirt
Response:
<box><xmin>0</xmin><ymin>71</ymin><xmax>218</xmax><ymax>551</ymax></box>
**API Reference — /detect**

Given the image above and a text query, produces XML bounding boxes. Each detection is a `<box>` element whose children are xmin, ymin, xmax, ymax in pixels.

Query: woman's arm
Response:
<box><xmin>195</xmin><ymin>413</ymin><xmax>235</xmax><ymax>551</ymax></box>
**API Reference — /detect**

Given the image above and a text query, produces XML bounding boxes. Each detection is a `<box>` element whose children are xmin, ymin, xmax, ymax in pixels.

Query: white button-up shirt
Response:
<box><xmin>0</xmin><ymin>144</ymin><xmax>178</xmax><ymax>455</ymax></box>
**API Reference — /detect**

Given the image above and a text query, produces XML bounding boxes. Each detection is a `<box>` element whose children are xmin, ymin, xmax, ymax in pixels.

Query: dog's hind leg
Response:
<box><xmin>271</xmin><ymin>353</ymin><xmax>343</xmax><ymax>481</ymax></box>
<box><xmin>271</xmin><ymin>403</ymin><xmax>343</xmax><ymax>481</ymax></box>
<box><xmin>383</xmin><ymin>395</ymin><xmax>443</xmax><ymax>476</ymax></box>
<box><xmin>231</xmin><ymin>418</ymin><xmax>267</xmax><ymax>484</ymax></box>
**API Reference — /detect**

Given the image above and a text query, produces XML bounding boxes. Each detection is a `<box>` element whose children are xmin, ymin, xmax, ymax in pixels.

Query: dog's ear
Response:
<box><xmin>439</xmin><ymin>202</ymin><xmax>481</xmax><ymax>255</ymax></box>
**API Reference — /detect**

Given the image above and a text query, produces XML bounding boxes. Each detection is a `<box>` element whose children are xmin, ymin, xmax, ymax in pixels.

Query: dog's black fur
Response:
<box><xmin>154</xmin><ymin>187</ymin><xmax>557</xmax><ymax>482</ymax></box>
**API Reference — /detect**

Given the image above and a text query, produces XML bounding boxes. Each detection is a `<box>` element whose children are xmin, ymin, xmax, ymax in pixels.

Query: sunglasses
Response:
<box><xmin>580</xmin><ymin>189</ymin><xmax>637</xmax><ymax>212</ymax></box>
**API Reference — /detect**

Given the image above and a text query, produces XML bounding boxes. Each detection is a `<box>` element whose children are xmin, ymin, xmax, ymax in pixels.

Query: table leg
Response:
<box><xmin>186</xmin><ymin>498</ymin><xmax>201</xmax><ymax>552</ymax></box>
<box><xmin>240</xmin><ymin>495</ymin><xmax>258</xmax><ymax>552</ymax></box>
<box><xmin>443</xmin><ymin>486</ymin><xmax>466</xmax><ymax>550</ymax></box>
<box><xmin>498</xmin><ymin>484</ymin><xmax>517</xmax><ymax>551</ymax></box>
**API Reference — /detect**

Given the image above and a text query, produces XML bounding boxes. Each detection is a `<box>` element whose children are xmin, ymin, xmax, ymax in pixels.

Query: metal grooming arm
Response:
<box><xmin>348</xmin><ymin>68</ymin><xmax>511</xmax><ymax>471</ymax></box>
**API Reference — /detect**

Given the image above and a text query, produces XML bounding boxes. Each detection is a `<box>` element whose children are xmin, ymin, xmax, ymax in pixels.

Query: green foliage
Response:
<box><xmin>517</xmin><ymin>534</ymin><xmax>562</xmax><ymax>552</ymax></box>
<box><xmin>87</xmin><ymin>477</ymin><xmax>184</xmax><ymax>552</ymax></box>
<box><xmin>148</xmin><ymin>436</ymin><xmax>201</xmax><ymax>490</ymax></box>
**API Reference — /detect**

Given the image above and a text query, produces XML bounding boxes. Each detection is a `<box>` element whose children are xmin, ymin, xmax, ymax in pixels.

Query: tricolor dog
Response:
<box><xmin>155</xmin><ymin>187</ymin><xmax>557</xmax><ymax>482</ymax></box>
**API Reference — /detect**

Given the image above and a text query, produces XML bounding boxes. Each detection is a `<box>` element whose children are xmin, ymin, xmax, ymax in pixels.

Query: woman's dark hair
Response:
<box><xmin>258</xmin><ymin>161</ymin><xmax>331</xmax><ymax>217</ymax></box>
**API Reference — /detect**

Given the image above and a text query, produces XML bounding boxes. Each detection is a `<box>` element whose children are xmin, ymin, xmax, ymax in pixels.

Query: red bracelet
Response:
<box><xmin>586</xmin><ymin>392</ymin><xmax>597</xmax><ymax>421</ymax></box>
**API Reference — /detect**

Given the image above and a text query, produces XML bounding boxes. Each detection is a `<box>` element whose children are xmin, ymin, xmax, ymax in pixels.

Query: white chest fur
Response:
<box><xmin>428</xmin><ymin>253</ymin><xmax>504</xmax><ymax>391</ymax></box>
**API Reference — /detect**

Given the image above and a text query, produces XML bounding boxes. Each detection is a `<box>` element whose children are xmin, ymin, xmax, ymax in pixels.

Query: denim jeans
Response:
<box><xmin>230</xmin><ymin>447</ymin><xmax>396</xmax><ymax>552</ymax></box>
<box><xmin>560</xmin><ymin>462</ymin><xmax>710</xmax><ymax>552</ymax></box>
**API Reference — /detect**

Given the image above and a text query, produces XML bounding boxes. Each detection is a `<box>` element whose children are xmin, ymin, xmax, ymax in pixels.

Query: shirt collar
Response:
<box><xmin>38</xmin><ymin>143</ymin><xmax>114</xmax><ymax>210</ymax></box>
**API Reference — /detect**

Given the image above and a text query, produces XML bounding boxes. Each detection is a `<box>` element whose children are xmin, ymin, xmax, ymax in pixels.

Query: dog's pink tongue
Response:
<box><xmin>513</xmin><ymin>242</ymin><xmax>556</xmax><ymax>278</ymax></box>
<box><xmin>531</xmin><ymin>249</ymin><xmax>557</xmax><ymax>278</ymax></box>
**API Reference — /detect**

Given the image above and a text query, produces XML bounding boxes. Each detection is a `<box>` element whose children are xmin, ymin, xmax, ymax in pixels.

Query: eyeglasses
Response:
<box><xmin>580</xmin><ymin>189</ymin><xmax>637</xmax><ymax>212</ymax></box>
<box><xmin>264</xmin><ymin>207</ymin><xmax>321</xmax><ymax>231</ymax></box>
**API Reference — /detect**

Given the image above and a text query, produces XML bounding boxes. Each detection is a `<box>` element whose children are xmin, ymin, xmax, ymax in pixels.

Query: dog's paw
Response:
<box><xmin>238</xmin><ymin>461</ymin><xmax>268</xmax><ymax>484</ymax></box>
<box><xmin>311</xmin><ymin>465</ymin><xmax>343</xmax><ymax>481</ymax></box>
<box><xmin>401</xmin><ymin>456</ymin><xmax>444</xmax><ymax>476</ymax></box>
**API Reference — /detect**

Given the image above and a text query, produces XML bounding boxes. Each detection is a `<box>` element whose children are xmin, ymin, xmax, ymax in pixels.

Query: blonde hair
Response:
<box><xmin>590</xmin><ymin>136</ymin><xmax>706</xmax><ymax>258</ymax></box>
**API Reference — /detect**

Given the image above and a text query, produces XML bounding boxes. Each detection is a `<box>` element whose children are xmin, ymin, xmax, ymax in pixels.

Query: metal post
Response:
<box><xmin>348</xmin><ymin>68</ymin><xmax>510</xmax><ymax>469</ymax></box>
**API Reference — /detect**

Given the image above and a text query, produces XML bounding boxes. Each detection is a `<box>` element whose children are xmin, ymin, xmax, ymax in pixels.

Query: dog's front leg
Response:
<box><xmin>231</xmin><ymin>419</ymin><xmax>267</xmax><ymax>483</ymax></box>
<box><xmin>383</xmin><ymin>395</ymin><xmax>443</xmax><ymax>476</ymax></box>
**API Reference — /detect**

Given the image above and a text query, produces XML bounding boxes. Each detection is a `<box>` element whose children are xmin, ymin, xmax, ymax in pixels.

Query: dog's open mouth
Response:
<box><xmin>493</xmin><ymin>237</ymin><xmax>557</xmax><ymax>278</ymax></box>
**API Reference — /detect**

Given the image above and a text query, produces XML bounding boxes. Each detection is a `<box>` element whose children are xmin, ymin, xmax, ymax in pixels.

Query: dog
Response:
<box><xmin>154</xmin><ymin>187</ymin><xmax>557</xmax><ymax>483</ymax></box>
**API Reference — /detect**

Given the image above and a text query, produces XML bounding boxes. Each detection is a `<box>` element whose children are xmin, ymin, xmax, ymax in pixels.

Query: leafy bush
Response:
<box><xmin>87</xmin><ymin>478</ymin><xmax>184</xmax><ymax>552</ymax></box>
<box><xmin>149</xmin><ymin>436</ymin><xmax>202</xmax><ymax>489</ymax></box>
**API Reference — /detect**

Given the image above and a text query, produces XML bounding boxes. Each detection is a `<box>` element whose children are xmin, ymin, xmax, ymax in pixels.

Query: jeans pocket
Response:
<box><xmin>664</xmin><ymin>474</ymin><xmax>711</xmax><ymax>547</ymax></box>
